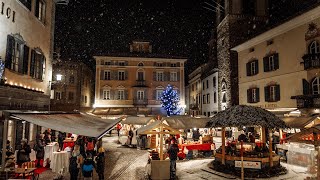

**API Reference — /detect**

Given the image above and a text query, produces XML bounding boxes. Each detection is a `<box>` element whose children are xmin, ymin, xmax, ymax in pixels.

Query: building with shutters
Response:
<box><xmin>232</xmin><ymin>5</ymin><xmax>320</xmax><ymax>114</ymax></box>
<box><xmin>93</xmin><ymin>41</ymin><xmax>187</xmax><ymax>116</ymax></box>
<box><xmin>50</xmin><ymin>57</ymin><xmax>94</xmax><ymax>112</ymax></box>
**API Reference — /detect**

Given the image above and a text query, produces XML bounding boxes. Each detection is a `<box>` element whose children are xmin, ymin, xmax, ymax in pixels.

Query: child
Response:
<box><xmin>82</xmin><ymin>153</ymin><xmax>95</xmax><ymax>180</ymax></box>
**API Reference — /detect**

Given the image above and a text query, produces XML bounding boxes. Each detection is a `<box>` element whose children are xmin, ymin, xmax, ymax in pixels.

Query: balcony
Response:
<box><xmin>133</xmin><ymin>98</ymin><xmax>148</xmax><ymax>105</ymax></box>
<box><xmin>302</xmin><ymin>53</ymin><xmax>320</xmax><ymax>70</ymax></box>
<box><xmin>292</xmin><ymin>94</ymin><xmax>320</xmax><ymax>108</ymax></box>
<box><xmin>135</xmin><ymin>80</ymin><xmax>146</xmax><ymax>87</ymax></box>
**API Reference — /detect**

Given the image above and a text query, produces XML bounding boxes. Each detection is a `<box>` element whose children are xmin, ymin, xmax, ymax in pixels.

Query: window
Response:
<box><xmin>156</xmin><ymin>63</ymin><xmax>163</xmax><ymax>67</ymax></box>
<box><xmin>192</xmin><ymin>84</ymin><xmax>194</xmax><ymax>91</ymax></box>
<box><xmin>18</xmin><ymin>0</ymin><xmax>32</xmax><ymax>10</ymax></box>
<box><xmin>85</xmin><ymin>96</ymin><xmax>87</xmax><ymax>103</ymax></box>
<box><xmin>137</xmin><ymin>91</ymin><xmax>144</xmax><ymax>100</ymax></box>
<box><xmin>214</xmin><ymin>92</ymin><xmax>217</xmax><ymax>103</ymax></box>
<box><xmin>103</xmin><ymin>90</ymin><xmax>111</xmax><ymax>100</ymax></box>
<box><xmin>118</xmin><ymin>90</ymin><xmax>125</xmax><ymax>100</ymax></box>
<box><xmin>118</xmin><ymin>71</ymin><xmax>125</xmax><ymax>80</ymax></box>
<box><xmin>156</xmin><ymin>90</ymin><xmax>163</xmax><ymax>100</ymax></box>
<box><xmin>206</xmin><ymin>80</ymin><xmax>209</xmax><ymax>89</ymax></box>
<box><xmin>170</xmin><ymin>72</ymin><xmax>177</xmax><ymax>81</ymax></box>
<box><xmin>202</xmin><ymin>82</ymin><xmax>205</xmax><ymax>90</ymax></box>
<box><xmin>247</xmin><ymin>88</ymin><xmax>260</xmax><ymax>103</ymax></box>
<box><xmin>203</xmin><ymin>95</ymin><xmax>206</xmax><ymax>104</ymax></box>
<box><xmin>246</xmin><ymin>60</ymin><xmax>259</xmax><ymax>76</ymax></box>
<box><xmin>263</xmin><ymin>54</ymin><xmax>279</xmax><ymax>72</ymax></box>
<box><xmin>309</xmin><ymin>41</ymin><xmax>320</xmax><ymax>54</ymax></box>
<box><xmin>68</xmin><ymin>92</ymin><xmax>74</xmax><ymax>101</ymax></box>
<box><xmin>35</xmin><ymin>0</ymin><xmax>46</xmax><ymax>23</ymax></box>
<box><xmin>208</xmin><ymin>112</ymin><xmax>210</xmax><ymax>117</ymax></box>
<box><xmin>5</xmin><ymin>35</ymin><xmax>29</xmax><ymax>74</ymax></box>
<box><xmin>105</xmin><ymin>61</ymin><xmax>111</xmax><ymax>65</ymax></box>
<box><xmin>156</xmin><ymin>72</ymin><xmax>164</xmax><ymax>81</ymax></box>
<box><xmin>104</xmin><ymin>71</ymin><xmax>111</xmax><ymax>80</ymax></box>
<box><xmin>207</xmin><ymin>94</ymin><xmax>210</xmax><ymax>104</ymax></box>
<box><xmin>119</xmin><ymin>61</ymin><xmax>125</xmax><ymax>66</ymax></box>
<box><xmin>171</xmin><ymin>63</ymin><xmax>177</xmax><ymax>67</ymax></box>
<box><xmin>55</xmin><ymin>92</ymin><xmax>61</xmax><ymax>100</ymax></box>
<box><xmin>204</xmin><ymin>112</ymin><xmax>206</xmax><ymax>116</ymax></box>
<box><xmin>30</xmin><ymin>49</ymin><xmax>45</xmax><ymax>80</ymax></box>
<box><xmin>213</xmin><ymin>77</ymin><xmax>216</xmax><ymax>88</ymax></box>
<box><xmin>265</xmin><ymin>85</ymin><xmax>280</xmax><ymax>102</ymax></box>
<box><xmin>312</xmin><ymin>77</ymin><xmax>320</xmax><ymax>95</ymax></box>
<box><xmin>69</xmin><ymin>76</ymin><xmax>75</xmax><ymax>84</ymax></box>
<box><xmin>137</xmin><ymin>71</ymin><xmax>144</xmax><ymax>81</ymax></box>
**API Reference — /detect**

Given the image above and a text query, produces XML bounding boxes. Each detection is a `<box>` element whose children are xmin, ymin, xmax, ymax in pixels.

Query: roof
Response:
<box><xmin>282</xmin><ymin>116</ymin><xmax>319</xmax><ymax>129</ymax></box>
<box><xmin>94</xmin><ymin>52</ymin><xmax>187</xmax><ymax>60</ymax></box>
<box><xmin>122</xmin><ymin>116</ymin><xmax>155</xmax><ymax>125</ymax></box>
<box><xmin>207</xmin><ymin>105</ymin><xmax>288</xmax><ymax>129</ymax></box>
<box><xmin>137</xmin><ymin>120</ymin><xmax>181</xmax><ymax>135</ymax></box>
<box><xmin>163</xmin><ymin>116</ymin><xmax>211</xmax><ymax>129</ymax></box>
<box><xmin>10</xmin><ymin>112</ymin><xmax>122</xmax><ymax>139</ymax></box>
<box><xmin>285</xmin><ymin>125</ymin><xmax>320</xmax><ymax>145</ymax></box>
<box><xmin>232</xmin><ymin>5</ymin><xmax>320</xmax><ymax>52</ymax></box>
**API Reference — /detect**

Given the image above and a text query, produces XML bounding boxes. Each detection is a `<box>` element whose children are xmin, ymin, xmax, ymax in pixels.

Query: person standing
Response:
<box><xmin>34</xmin><ymin>134</ymin><xmax>45</xmax><ymax>167</ymax></box>
<box><xmin>69</xmin><ymin>145</ymin><xmax>83</xmax><ymax>180</ymax></box>
<box><xmin>17</xmin><ymin>139</ymin><xmax>31</xmax><ymax>167</ymax></box>
<box><xmin>86</xmin><ymin>138</ymin><xmax>95</xmax><ymax>156</ymax></box>
<box><xmin>116</xmin><ymin>123</ymin><xmax>122</xmax><ymax>137</ymax></box>
<box><xmin>82</xmin><ymin>153</ymin><xmax>96</xmax><ymax>180</ymax></box>
<box><xmin>58</xmin><ymin>132</ymin><xmax>65</xmax><ymax>150</ymax></box>
<box><xmin>168</xmin><ymin>139</ymin><xmax>179</xmax><ymax>180</ymax></box>
<box><xmin>128</xmin><ymin>128</ymin><xmax>134</xmax><ymax>145</ymax></box>
<box><xmin>95</xmin><ymin>147</ymin><xmax>105</xmax><ymax>180</ymax></box>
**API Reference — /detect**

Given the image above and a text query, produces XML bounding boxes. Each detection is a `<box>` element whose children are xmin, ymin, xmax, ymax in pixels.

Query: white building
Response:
<box><xmin>201</xmin><ymin>69</ymin><xmax>219</xmax><ymax>117</ymax></box>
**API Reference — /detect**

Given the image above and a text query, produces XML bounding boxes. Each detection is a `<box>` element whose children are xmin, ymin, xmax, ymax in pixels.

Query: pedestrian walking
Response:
<box><xmin>116</xmin><ymin>123</ymin><xmax>122</xmax><ymax>137</ymax></box>
<box><xmin>168</xmin><ymin>139</ymin><xmax>179</xmax><ymax>180</ymax></box>
<box><xmin>95</xmin><ymin>147</ymin><xmax>105</xmax><ymax>180</ymax></box>
<box><xmin>69</xmin><ymin>145</ymin><xmax>83</xmax><ymax>180</ymax></box>
<box><xmin>82</xmin><ymin>153</ymin><xmax>96</xmax><ymax>180</ymax></box>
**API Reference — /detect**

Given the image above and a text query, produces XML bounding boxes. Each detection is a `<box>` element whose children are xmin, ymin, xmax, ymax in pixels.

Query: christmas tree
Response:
<box><xmin>160</xmin><ymin>84</ymin><xmax>181</xmax><ymax>116</ymax></box>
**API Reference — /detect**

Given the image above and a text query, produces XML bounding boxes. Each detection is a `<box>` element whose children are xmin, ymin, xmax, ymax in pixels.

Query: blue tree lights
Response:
<box><xmin>160</xmin><ymin>84</ymin><xmax>181</xmax><ymax>116</ymax></box>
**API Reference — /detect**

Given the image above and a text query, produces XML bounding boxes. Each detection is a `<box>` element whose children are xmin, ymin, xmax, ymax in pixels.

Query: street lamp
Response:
<box><xmin>49</xmin><ymin>74</ymin><xmax>63</xmax><ymax>112</ymax></box>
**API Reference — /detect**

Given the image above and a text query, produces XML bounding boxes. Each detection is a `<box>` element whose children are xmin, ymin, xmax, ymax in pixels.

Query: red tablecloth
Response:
<box><xmin>63</xmin><ymin>141</ymin><xmax>75</xmax><ymax>150</ymax></box>
<box><xmin>180</xmin><ymin>143</ymin><xmax>213</xmax><ymax>151</ymax></box>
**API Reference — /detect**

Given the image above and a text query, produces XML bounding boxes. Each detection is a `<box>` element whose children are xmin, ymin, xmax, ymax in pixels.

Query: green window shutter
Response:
<box><xmin>256</xmin><ymin>88</ymin><xmax>260</xmax><ymax>102</ymax></box>
<box><xmin>23</xmin><ymin>45</ymin><xmax>29</xmax><ymax>75</ymax></box>
<box><xmin>35</xmin><ymin>0</ymin><xmax>40</xmax><ymax>18</ymax></box>
<box><xmin>177</xmin><ymin>71</ymin><xmax>180</xmax><ymax>81</ymax></box>
<box><xmin>302</xmin><ymin>79</ymin><xmax>310</xmax><ymax>95</ymax></box>
<box><xmin>30</xmin><ymin>50</ymin><xmax>36</xmax><ymax>77</ymax></box>
<box><xmin>246</xmin><ymin>62</ymin><xmax>251</xmax><ymax>76</ymax></box>
<box><xmin>264</xmin><ymin>86</ymin><xmax>270</xmax><ymax>102</ymax></box>
<box><xmin>125</xmin><ymin>90</ymin><xmax>129</xmax><ymax>100</ymax></box>
<box><xmin>247</xmin><ymin>89</ymin><xmax>252</xmax><ymax>103</ymax></box>
<box><xmin>275</xmin><ymin>84</ymin><xmax>280</xmax><ymax>101</ymax></box>
<box><xmin>39</xmin><ymin>55</ymin><xmax>45</xmax><ymax>80</ymax></box>
<box><xmin>254</xmin><ymin>60</ymin><xmax>259</xmax><ymax>74</ymax></box>
<box><xmin>274</xmin><ymin>53</ymin><xmax>279</xmax><ymax>70</ymax></box>
<box><xmin>18</xmin><ymin>46</ymin><xmax>24</xmax><ymax>74</ymax></box>
<box><xmin>263</xmin><ymin>56</ymin><xmax>269</xmax><ymax>72</ymax></box>
<box><xmin>5</xmin><ymin>35</ymin><xmax>14</xmax><ymax>69</ymax></box>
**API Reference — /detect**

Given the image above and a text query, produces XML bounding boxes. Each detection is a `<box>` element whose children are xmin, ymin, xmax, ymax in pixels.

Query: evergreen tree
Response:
<box><xmin>160</xmin><ymin>84</ymin><xmax>180</xmax><ymax>116</ymax></box>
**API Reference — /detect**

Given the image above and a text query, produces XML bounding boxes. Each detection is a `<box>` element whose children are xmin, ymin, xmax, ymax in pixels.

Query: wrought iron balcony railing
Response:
<box><xmin>302</xmin><ymin>53</ymin><xmax>320</xmax><ymax>70</ymax></box>
<box><xmin>133</xmin><ymin>98</ymin><xmax>148</xmax><ymax>105</ymax></box>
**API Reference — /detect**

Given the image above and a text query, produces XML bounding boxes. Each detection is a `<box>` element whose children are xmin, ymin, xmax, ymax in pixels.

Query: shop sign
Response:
<box><xmin>1</xmin><ymin>1</ymin><xmax>16</xmax><ymax>23</ymax></box>
<box><xmin>235</xmin><ymin>161</ymin><xmax>261</xmax><ymax>169</ymax></box>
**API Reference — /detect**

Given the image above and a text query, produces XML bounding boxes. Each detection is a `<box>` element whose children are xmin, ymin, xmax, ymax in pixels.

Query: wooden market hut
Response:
<box><xmin>206</xmin><ymin>105</ymin><xmax>288</xmax><ymax>168</ymax></box>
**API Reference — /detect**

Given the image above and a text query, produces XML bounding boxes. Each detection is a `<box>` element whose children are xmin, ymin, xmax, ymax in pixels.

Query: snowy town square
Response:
<box><xmin>0</xmin><ymin>0</ymin><xmax>320</xmax><ymax>180</ymax></box>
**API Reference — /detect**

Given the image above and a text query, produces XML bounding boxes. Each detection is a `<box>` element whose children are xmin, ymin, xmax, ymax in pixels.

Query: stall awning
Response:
<box><xmin>282</xmin><ymin>116</ymin><xmax>318</xmax><ymax>129</ymax></box>
<box><xmin>137</xmin><ymin>120</ymin><xmax>181</xmax><ymax>135</ymax></box>
<box><xmin>285</xmin><ymin>125</ymin><xmax>320</xmax><ymax>145</ymax></box>
<box><xmin>11</xmin><ymin>112</ymin><xmax>122</xmax><ymax>139</ymax></box>
<box><xmin>122</xmin><ymin>116</ymin><xmax>155</xmax><ymax>125</ymax></box>
<box><xmin>163</xmin><ymin>116</ymin><xmax>211</xmax><ymax>129</ymax></box>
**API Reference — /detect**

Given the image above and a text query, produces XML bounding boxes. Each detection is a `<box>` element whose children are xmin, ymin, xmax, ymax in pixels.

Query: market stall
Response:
<box><xmin>207</xmin><ymin>105</ymin><xmax>288</xmax><ymax>179</ymax></box>
<box><xmin>138</xmin><ymin>120</ymin><xmax>181</xmax><ymax>180</ymax></box>
<box><xmin>277</xmin><ymin>125</ymin><xmax>320</xmax><ymax>179</ymax></box>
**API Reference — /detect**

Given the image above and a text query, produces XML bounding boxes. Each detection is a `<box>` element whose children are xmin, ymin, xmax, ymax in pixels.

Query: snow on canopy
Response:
<box><xmin>206</xmin><ymin>105</ymin><xmax>288</xmax><ymax>129</ymax></box>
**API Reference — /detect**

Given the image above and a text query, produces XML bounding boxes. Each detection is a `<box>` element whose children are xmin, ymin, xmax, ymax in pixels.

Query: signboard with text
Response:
<box><xmin>235</xmin><ymin>161</ymin><xmax>261</xmax><ymax>169</ymax></box>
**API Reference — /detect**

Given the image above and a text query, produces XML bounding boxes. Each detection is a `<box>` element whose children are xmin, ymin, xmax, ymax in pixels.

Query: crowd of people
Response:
<box><xmin>1</xmin><ymin>128</ymin><xmax>105</xmax><ymax>180</ymax></box>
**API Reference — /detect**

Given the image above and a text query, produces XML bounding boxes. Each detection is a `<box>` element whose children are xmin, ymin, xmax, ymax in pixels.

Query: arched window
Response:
<box><xmin>309</xmin><ymin>40</ymin><xmax>320</xmax><ymax>54</ymax></box>
<box><xmin>136</xmin><ymin>69</ymin><xmax>145</xmax><ymax>81</ymax></box>
<box><xmin>312</xmin><ymin>77</ymin><xmax>320</xmax><ymax>95</ymax></box>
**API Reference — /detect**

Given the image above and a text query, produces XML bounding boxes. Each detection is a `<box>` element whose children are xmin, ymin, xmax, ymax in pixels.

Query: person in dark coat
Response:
<box><xmin>58</xmin><ymin>132</ymin><xmax>65</xmax><ymax>150</ymax></box>
<box><xmin>69</xmin><ymin>145</ymin><xmax>83</xmax><ymax>180</ymax></box>
<box><xmin>168</xmin><ymin>139</ymin><xmax>179</xmax><ymax>180</ymax></box>
<box><xmin>76</xmin><ymin>135</ymin><xmax>86</xmax><ymax>158</ymax></box>
<box><xmin>17</xmin><ymin>139</ymin><xmax>31</xmax><ymax>167</ymax></box>
<box><xmin>35</xmin><ymin>134</ymin><xmax>45</xmax><ymax>167</ymax></box>
<box><xmin>95</xmin><ymin>147</ymin><xmax>105</xmax><ymax>180</ymax></box>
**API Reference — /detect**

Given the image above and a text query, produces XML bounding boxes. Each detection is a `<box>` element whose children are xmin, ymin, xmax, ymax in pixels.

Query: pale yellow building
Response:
<box><xmin>232</xmin><ymin>5</ymin><xmax>320</xmax><ymax>113</ymax></box>
<box><xmin>94</xmin><ymin>41</ymin><xmax>187</xmax><ymax>116</ymax></box>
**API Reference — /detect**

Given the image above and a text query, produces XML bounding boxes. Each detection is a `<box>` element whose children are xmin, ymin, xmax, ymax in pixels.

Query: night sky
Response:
<box><xmin>54</xmin><ymin>0</ymin><xmax>215</xmax><ymax>72</ymax></box>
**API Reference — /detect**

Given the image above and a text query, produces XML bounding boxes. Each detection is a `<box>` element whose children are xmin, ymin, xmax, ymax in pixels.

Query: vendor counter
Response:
<box><xmin>147</xmin><ymin>160</ymin><xmax>170</xmax><ymax>180</ymax></box>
